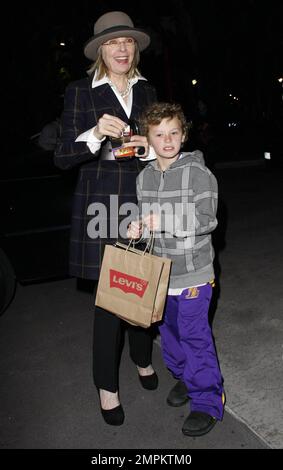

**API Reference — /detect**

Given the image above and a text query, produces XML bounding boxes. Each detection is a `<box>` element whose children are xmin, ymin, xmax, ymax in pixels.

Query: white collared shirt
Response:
<box><xmin>75</xmin><ymin>73</ymin><xmax>156</xmax><ymax>161</ymax></box>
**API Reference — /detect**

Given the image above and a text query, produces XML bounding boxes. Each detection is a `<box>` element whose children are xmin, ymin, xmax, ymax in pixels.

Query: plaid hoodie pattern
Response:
<box><xmin>136</xmin><ymin>151</ymin><xmax>218</xmax><ymax>289</ymax></box>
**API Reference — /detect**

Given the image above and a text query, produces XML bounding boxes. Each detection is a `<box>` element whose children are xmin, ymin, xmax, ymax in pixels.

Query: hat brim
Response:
<box><xmin>84</xmin><ymin>27</ymin><xmax>150</xmax><ymax>60</ymax></box>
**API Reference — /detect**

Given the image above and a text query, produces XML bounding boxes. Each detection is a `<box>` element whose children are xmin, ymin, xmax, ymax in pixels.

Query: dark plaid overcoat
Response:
<box><xmin>54</xmin><ymin>76</ymin><xmax>157</xmax><ymax>280</ymax></box>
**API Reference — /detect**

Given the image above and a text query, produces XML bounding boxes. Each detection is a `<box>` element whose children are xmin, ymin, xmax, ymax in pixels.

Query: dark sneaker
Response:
<box><xmin>167</xmin><ymin>380</ymin><xmax>189</xmax><ymax>407</ymax></box>
<box><xmin>182</xmin><ymin>411</ymin><xmax>217</xmax><ymax>436</ymax></box>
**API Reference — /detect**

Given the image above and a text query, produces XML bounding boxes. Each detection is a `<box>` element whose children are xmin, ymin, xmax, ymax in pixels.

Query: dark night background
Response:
<box><xmin>6</xmin><ymin>0</ymin><xmax>283</xmax><ymax>162</ymax></box>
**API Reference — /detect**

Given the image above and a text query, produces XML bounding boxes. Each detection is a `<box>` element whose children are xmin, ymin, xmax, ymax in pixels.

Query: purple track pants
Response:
<box><xmin>159</xmin><ymin>284</ymin><xmax>224</xmax><ymax>420</ymax></box>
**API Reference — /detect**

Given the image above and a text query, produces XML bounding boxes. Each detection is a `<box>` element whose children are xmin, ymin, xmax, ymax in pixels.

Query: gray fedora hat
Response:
<box><xmin>84</xmin><ymin>11</ymin><xmax>151</xmax><ymax>60</ymax></box>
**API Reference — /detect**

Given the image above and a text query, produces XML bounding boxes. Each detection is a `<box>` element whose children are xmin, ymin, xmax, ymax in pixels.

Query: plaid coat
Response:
<box><xmin>54</xmin><ymin>76</ymin><xmax>157</xmax><ymax>279</ymax></box>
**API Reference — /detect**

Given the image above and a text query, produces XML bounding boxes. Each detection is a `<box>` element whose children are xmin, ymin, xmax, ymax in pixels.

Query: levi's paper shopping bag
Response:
<box><xmin>95</xmin><ymin>241</ymin><xmax>171</xmax><ymax>328</ymax></box>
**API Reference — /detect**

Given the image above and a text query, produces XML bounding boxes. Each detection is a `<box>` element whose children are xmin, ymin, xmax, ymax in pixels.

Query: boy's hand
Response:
<box><xmin>143</xmin><ymin>214</ymin><xmax>160</xmax><ymax>231</ymax></box>
<box><xmin>127</xmin><ymin>220</ymin><xmax>142</xmax><ymax>239</ymax></box>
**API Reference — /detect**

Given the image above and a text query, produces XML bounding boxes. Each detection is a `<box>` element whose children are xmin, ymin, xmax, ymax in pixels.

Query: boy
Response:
<box><xmin>128</xmin><ymin>102</ymin><xmax>224</xmax><ymax>436</ymax></box>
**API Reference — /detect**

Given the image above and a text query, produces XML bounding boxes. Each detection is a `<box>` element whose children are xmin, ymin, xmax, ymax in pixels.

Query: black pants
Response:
<box><xmin>93</xmin><ymin>306</ymin><xmax>154</xmax><ymax>392</ymax></box>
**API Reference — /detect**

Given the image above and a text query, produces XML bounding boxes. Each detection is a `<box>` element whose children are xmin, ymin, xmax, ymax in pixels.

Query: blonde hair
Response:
<box><xmin>87</xmin><ymin>43</ymin><xmax>141</xmax><ymax>79</ymax></box>
<box><xmin>140</xmin><ymin>102</ymin><xmax>190</xmax><ymax>143</ymax></box>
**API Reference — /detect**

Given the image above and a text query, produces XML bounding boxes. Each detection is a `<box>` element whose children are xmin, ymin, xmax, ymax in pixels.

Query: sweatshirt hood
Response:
<box><xmin>148</xmin><ymin>150</ymin><xmax>205</xmax><ymax>171</ymax></box>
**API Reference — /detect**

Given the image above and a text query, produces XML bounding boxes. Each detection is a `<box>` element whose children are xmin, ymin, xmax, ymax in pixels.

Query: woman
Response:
<box><xmin>54</xmin><ymin>11</ymin><xmax>158</xmax><ymax>426</ymax></box>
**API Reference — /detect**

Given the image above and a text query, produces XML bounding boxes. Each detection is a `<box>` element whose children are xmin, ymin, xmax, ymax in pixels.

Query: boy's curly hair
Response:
<box><xmin>140</xmin><ymin>102</ymin><xmax>190</xmax><ymax>143</ymax></box>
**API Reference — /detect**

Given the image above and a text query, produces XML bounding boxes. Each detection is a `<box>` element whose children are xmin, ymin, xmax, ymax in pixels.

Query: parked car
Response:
<box><xmin>0</xmin><ymin>138</ymin><xmax>77</xmax><ymax>314</ymax></box>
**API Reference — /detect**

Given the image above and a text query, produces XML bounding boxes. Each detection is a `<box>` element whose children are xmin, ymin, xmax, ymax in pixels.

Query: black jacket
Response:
<box><xmin>54</xmin><ymin>76</ymin><xmax>157</xmax><ymax>279</ymax></box>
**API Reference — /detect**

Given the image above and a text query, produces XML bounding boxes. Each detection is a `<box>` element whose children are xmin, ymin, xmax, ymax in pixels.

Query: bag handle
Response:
<box><xmin>144</xmin><ymin>231</ymin><xmax>154</xmax><ymax>254</ymax></box>
<box><xmin>115</xmin><ymin>231</ymin><xmax>154</xmax><ymax>256</ymax></box>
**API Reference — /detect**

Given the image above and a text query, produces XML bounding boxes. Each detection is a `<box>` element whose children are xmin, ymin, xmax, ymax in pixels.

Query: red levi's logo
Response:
<box><xmin>110</xmin><ymin>269</ymin><xmax>149</xmax><ymax>298</ymax></box>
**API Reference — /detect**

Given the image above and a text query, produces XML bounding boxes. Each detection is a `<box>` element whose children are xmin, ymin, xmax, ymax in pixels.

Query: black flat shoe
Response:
<box><xmin>101</xmin><ymin>404</ymin><xmax>125</xmax><ymax>426</ymax></box>
<box><xmin>138</xmin><ymin>371</ymin><xmax>158</xmax><ymax>390</ymax></box>
<box><xmin>167</xmin><ymin>380</ymin><xmax>189</xmax><ymax>407</ymax></box>
<box><xmin>182</xmin><ymin>411</ymin><xmax>216</xmax><ymax>437</ymax></box>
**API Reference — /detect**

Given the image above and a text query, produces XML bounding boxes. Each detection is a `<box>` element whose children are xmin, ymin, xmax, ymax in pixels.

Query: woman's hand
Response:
<box><xmin>123</xmin><ymin>135</ymin><xmax>149</xmax><ymax>158</ymax></box>
<box><xmin>127</xmin><ymin>220</ymin><xmax>143</xmax><ymax>239</ymax></box>
<box><xmin>93</xmin><ymin>114</ymin><xmax>127</xmax><ymax>140</ymax></box>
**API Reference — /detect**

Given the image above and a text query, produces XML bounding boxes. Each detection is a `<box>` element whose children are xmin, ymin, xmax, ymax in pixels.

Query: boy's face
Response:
<box><xmin>148</xmin><ymin>117</ymin><xmax>185</xmax><ymax>164</ymax></box>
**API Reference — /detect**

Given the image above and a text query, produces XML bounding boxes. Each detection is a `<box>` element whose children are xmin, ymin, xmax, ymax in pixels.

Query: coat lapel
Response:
<box><xmin>89</xmin><ymin>80</ymin><xmax>128</xmax><ymax>121</ymax></box>
<box><xmin>130</xmin><ymin>82</ymin><xmax>147</xmax><ymax>120</ymax></box>
<box><xmin>87</xmin><ymin>77</ymin><xmax>149</xmax><ymax>123</ymax></box>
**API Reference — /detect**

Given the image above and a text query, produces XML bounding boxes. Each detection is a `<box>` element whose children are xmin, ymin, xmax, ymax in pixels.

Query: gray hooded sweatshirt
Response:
<box><xmin>136</xmin><ymin>151</ymin><xmax>218</xmax><ymax>289</ymax></box>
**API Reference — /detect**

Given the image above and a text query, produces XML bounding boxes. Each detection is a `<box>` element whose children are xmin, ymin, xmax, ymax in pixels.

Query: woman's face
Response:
<box><xmin>101</xmin><ymin>36</ymin><xmax>136</xmax><ymax>77</ymax></box>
